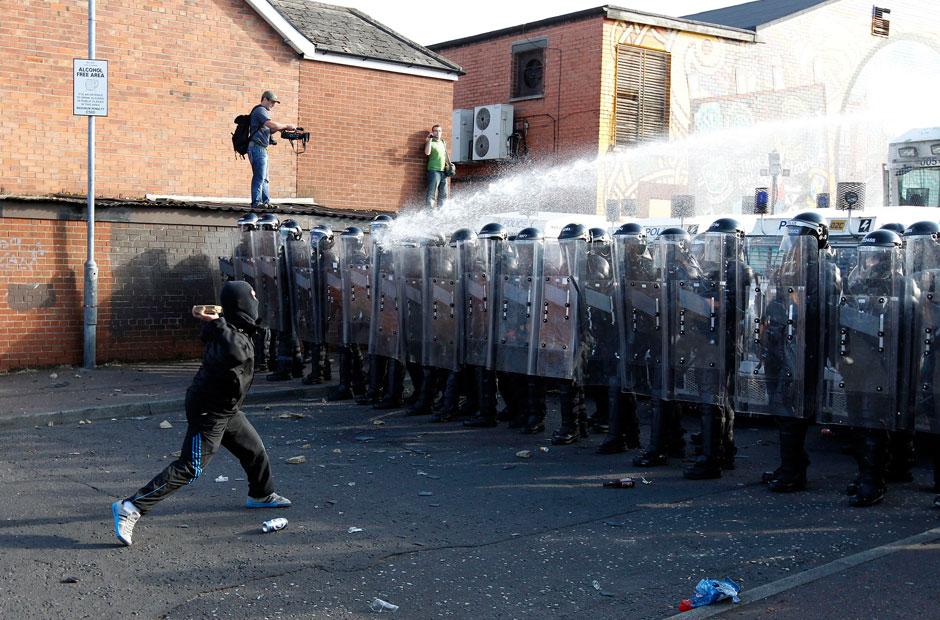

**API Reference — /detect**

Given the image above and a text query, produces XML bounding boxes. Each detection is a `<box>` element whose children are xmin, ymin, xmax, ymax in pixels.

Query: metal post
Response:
<box><xmin>83</xmin><ymin>0</ymin><xmax>98</xmax><ymax>369</ymax></box>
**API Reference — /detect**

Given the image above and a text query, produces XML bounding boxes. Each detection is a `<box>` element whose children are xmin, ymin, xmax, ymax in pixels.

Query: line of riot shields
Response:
<box><xmin>218</xmin><ymin>213</ymin><xmax>940</xmax><ymax>439</ymax></box>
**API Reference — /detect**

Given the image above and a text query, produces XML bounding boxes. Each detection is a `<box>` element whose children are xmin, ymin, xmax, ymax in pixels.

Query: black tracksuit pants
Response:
<box><xmin>127</xmin><ymin>400</ymin><xmax>274</xmax><ymax>515</ymax></box>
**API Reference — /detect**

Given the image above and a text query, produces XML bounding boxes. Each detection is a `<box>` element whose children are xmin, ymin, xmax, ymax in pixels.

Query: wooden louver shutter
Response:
<box><xmin>615</xmin><ymin>45</ymin><xmax>670</xmax><ymax>146</ymax></box>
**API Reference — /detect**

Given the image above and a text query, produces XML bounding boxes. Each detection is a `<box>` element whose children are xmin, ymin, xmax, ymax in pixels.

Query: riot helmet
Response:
<box><xmin>370</xmin><ymin>214</ymin><xmax>393</xmax><ymax>236</ymax></box>
<box><xmin>784</xmin><ymin>211</ymin><xmax>829</xmax><ymax>249</ymax></box>
<box><xmin>903</xmin><ymin>221</ymin><xmax>940</xmax><ymax>274</ymax></box>
<box><xmin>706</xmin><ymin>217</ymin><xmax>744</xmax><ymax>237</ymax></box>
<box><xmin>879</xmin><ymin>222</ymin><xmax>905</xmax><ymax>235</ymax></box>
<box><xmin>856</xmin><ymin>229</ymin><xmax>902</xmax><ymax>284</ymax></box>
<box><xmin>658</xmin><ymin>228</ymin><xmax>698</xmax><ymax>278</ymax></box>
<box><xmin>341</xmin><ymin>226</ymin><xmax>364</xmax><ymax>241</ymax></box>
<box><xmin>311</xmin><ymin>224</ymin><xmax>334</xmax><ymax>247</ymax></box>
<box><xmin>588</xmin><ymin>227</ymin><xmax>611</xmax><ymax>245</ymax></box>
<box><xmin>516</xmin><ymin>227</ymin><xmax>543</xmax><ymax>241</ymax></box>
<box><xmin>237</xmin><ymin>212</ymin><xmax>259</xmax><ymax>230</ymax></box>
<box><xmin>904</xmin><ymin>221</ymin><xmax>940</xmax><ymax>237</ymax></box>
<box><xmin>278</xmin><ymin>219</ymin><xmax>302</xmax><ymax>241</ymax></box>
<box><xmin>257</xmin><ymin>213</ymin><xmax>280</xmax><ymax>231</ymax></box>
<box><xmin>449</xmin><ymin>228</ymin><xmax>476</xmax><ymax>247</ymax></box>
<box><xmin>478</xmin><ymin>222</ymin><xmax>508</xmax><ymax>240</ymax></box>
<box><xmin>558</xmin><ymin>222</ymin><xmax>589</xmax><ymax>241</ymax></box>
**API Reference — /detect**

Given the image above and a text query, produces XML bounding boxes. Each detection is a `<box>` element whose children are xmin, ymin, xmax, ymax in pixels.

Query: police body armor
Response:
<box><xmin>283</xmin><ymin>224</ymin><xmax>316</xmax><ymax>344</ymax></box>
<box><xmin>735</xmin><ymin>234</ymin><xmax>819</xmax><ymax>418</ymax></box>
<box><xmin>612</xmin><ymin>233</ymin><xmax>668</xmax><ymax>400</ymax></box>
<box><xmin>819</xmin><ymin>238</ymin><xmax>904</xmax><ymax>430</ymax></box>
<box><xmin>460</xmin><ymin>237</ymin><xmax>500</xmax><ymax>369</ymax></box>
<box><xmin>424</xmin><ymin>242</ymin><xmax>459</xmax><ymax>371</ymax></box>
<box><xmin>906</xmin><ymin>225</ymin><xmax>940</xmax><ymax>434</ymax></box>
<box><xmin>533</xmin><ymin>238</ymin><xmax>585</xmax><ymax>380</ymax></box>
<box><xmin>494</xmin><ymin>239</ymin><xmax>542</xmax><ymax>375</ymax></box>
<box><xmin>255</xmin><ymin>222</ymin><xmax>282</xmax><ymax>330</ymax></box>
<box><xmin>582</xmin><ymin>242</ymin><xmax>619</xmax><ymax>387</ymax></box>
<box><xmin>368</xmin><ymin>239</ymin><xmax>401</xmax><ymax>361</ymax></box>
<box><xmin>339</xmin><ymin>233</ymin><xmax>372</xmax><ymax>347</ymax></box>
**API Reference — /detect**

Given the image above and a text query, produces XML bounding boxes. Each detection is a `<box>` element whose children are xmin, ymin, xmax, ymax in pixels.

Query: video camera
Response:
<box><xmin>280</xmin><ymin>128</ymin><xmax>310</xmax><ymax>154</ymax></box>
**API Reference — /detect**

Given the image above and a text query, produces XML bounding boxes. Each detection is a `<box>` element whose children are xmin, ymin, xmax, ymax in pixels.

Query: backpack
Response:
<box><xmin>232</xmin><ymin>105</ymin><xmax>263</xmax><ymax>158</ymax></box>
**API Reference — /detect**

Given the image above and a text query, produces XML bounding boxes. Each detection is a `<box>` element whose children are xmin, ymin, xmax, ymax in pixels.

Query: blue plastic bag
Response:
<box><xmin>678</xmin><ymin>578</ymin><xmax>741</xmax><ymax>611</ymax></box>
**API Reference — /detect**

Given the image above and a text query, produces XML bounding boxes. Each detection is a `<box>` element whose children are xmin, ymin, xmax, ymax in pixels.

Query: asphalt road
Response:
<box><xmin>1</xmin><ymin>397</ymin><xmax>937</xmax><ymax>619</ymax></box>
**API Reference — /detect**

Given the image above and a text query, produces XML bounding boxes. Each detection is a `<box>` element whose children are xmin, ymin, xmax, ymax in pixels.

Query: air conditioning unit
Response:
<box><xmin>451</xmin><ymin>109</ymin><xmax>474</xmax><ymax>163</ymax></box>
<box><xmin>472</xmin><ymin>104</ymin><xmax>513</xmax><ymax>160</ymax></box>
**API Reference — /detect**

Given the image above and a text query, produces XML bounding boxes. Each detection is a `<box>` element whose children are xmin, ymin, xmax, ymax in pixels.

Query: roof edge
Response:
<box><xmin>345</xmin><ymin>6</ymin><xmax>464</xmax><ymax>73</ymax></box>
<box><xmin>604</xmin><ymin>5</ymin><xmax>758</xmax><ymax>42</ymax></box>
<box><xmin>244</xmin><ymin>0</ymin><xmax>317</xmax><ymax>58</ymax></box>
<box><xmin>428</xmin><ymin>6</ymin><xmax>607</xmax><ymax>50</ymax></box>
<box><xmin>750</xmin><ymin>0</ymin><xmax>842</xmax><ymax>31</ymax></box>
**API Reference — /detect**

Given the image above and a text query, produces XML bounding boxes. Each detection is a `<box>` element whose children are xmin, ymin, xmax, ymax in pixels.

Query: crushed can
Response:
<box><xmin>261</xmin><ymin>517</ymin><xmax>288</xmax><ymax>533</ymax></box>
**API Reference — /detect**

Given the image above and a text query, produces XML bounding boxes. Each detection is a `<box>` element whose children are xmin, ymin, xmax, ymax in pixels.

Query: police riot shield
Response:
<box><xmin>494</xmin><ymin>240</ymin><xmax>541</xmax><ymax>375</ymax></box>
<box><xmin>339</xmin><ymin>235</ymin><xmax>372</xmax><ymax>347</ymax></box>
<box><xmin>612</xmin><ymin>236</ymin><xmax>668</xmax><ymax>399</ymax></box>
<box><xmin>229</xmin><ymin>227</ymin><xmax>258</xmax><ymax>287</ymax></box>
<box><xmin>534</xmin><ymin>239</ymin><xmax>584</xmax><ymax>380</ymax></box>
<box><xmin>906</xmin><ymin>235</ymin><xmax>940</xmax><ymax>434</ymax></box>
<box><xmin>319</xmin><ymin>244</ymin><xmax>343</xmax><ymax>346</ymax></box>
<box><xmin>255</xmin><ymin>228</ymin><xmax>282</xmax><ymax>329</ymax></box>
<box><xmin>582</xmin><ymin>245</ymin><xmax>620</xmax><ymax>386</ymax></box>
<box><xmin>461</xmin><ymin>238</ymin><xmax>499</xmax><ymax>369</ymax></box>
<box><xmin>285</xmin><ymin>234</ymin><xmax>316</xmax><ymax>344</ymax></box>
<box><xmin>423</xmin><ymin>243</ymin><xmax>459</xmax><ymax>371</ymax></box>
<box><xmin>735</xmin><ymin>235</ymin><xmax>816</xmax><ymax>418</ymax></box>
<box><xmin>667</xmin><ymin>233</ymin><xmax>736</xmax><ymax>405</ymax></box>
<box><xmin>369</xmin><ymin>242</ymin><xmax>401</xmax><ymax>360</ymax></box>
<box><xmin>819</xmin><ymin>246</ymin><xmax>903</xmax><ymax>430</ymax></box>
<box><xmin>396</xmin><ymin>243</ymin><xmax>427</xmax><ymax>366</ymax></box>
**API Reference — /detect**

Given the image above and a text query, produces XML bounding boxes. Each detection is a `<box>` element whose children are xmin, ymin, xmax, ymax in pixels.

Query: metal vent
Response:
<box><xmin>872</xmin><ymin>6</ymin><xmax>890</xmax><ymax>37</ymax></box>
<box><xmin>615</xmin><ymin>45</ymin><xmax>670</xmax><ymax>146</ymax></box>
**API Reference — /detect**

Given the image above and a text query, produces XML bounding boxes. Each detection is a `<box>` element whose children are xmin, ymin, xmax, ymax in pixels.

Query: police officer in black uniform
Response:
<box><xmin>329</xmin><ymin>226</ymin><xmax>368</xmax><ymax>401</ymax></box>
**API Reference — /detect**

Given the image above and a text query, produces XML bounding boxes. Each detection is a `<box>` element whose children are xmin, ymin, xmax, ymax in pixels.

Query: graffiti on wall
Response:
<box><xmin>0</xmin><ymin>238</ymin><xmax>46</xmax><ymax>272</ymax></box>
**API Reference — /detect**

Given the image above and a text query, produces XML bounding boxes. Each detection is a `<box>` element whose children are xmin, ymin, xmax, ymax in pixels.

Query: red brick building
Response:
<box><xmin>0</xmin><ymin>0</ymin><xmax>462</xmax><ymax>370</ymax></box>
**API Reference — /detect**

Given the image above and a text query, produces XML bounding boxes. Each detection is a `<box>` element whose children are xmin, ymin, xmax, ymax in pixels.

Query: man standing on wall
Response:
<box><xmin>249</xmin><ymin>91</ymin><xmax>297</xmax><ymax>210</ymax></box>
<box><xmin>424</xmin><ymin>124</ymin><xmax>450</xmax><ymax>209</ymax></box>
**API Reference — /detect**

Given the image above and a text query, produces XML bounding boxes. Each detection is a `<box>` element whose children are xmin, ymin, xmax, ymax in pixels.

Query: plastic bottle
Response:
<box><xmin>261</xmin><ymin>517</ymin><xmax>288</xmax><ymax>533</ymax></box>
<box><xmin>370</xmin><ymin>598</ymin><xmax>399</xmax><ymax>612</ymax></box>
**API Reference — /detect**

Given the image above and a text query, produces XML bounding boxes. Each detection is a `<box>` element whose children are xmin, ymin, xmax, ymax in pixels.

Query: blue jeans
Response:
<box><xmin>426</xmin><ymin>170</ymin><xmax>448</xmax><ymax>208</ymax></box>
<box><xmin>248</xmin><ymin>143</ymin><xmax>269</xmax><ymax>207</ymax></box>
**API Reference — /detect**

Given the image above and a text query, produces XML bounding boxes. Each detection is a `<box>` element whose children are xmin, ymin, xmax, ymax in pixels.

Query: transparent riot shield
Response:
<box><xmin>231</xmin><ymin>228</ymin><xmax>257</xmax><ymax>286</ymax></box>
<box><xmin>255</xmin><ymin>229</ymin><xmax>282</xmax><ymax>329</ymax></box>
<box><xmin>819</xmin><ymin>247</ymin><xmax>903</xmax><ymax>430</ymax></box>
<box><xmin>613</xmin><ymin>236</ymin><xmax>668</xmax><ymax>399</ymax></box>
<box><xmin>582</xmin><ymin>246</ymin><xmax>619</xmax><ymax>386</ymax></box>
<box><xmin>735</xmin><ymin>235</ymin><xmax>817</xmax><ymax>418</ymax></box>
<box><xmin>494</xmin><ymin>240</ymin><xmax>541</xmax><ymax>376</ymax></box>
<box><xmin>339</xmin><ymin>236</ymin><xmax>372</xmax><ymax>347</ymax></box>
<box><xmin>285</xmin><ymin>236</ymin><xmax>316</xmax><ymax>344</ymax></box>
<box><xmin>461</xmin><ymin>238</ymin><xmax>498</xmax><ymax>369</ymax></box>
<box><xmin>369</xmin><ymin>242</ymin><xmax>401</xmax><ymax>360</ymax></box>
<box><xmin>423</xmin><ymin>244</ymin><xmax>459</xmax><ymax>371</ymax></box>
<box><xmin>667</xmin><ymin>233</ymin><xmax>739</xmax><ymax>405</ymax></box>
<box><xmin>397</xmin><ymin>243</ymin><xmax>427</xmax><ymax>366</ymax></box>
<box><xmin>319</xmin><ymin>246</ymin><xmax>343</xmax><ymax>346</ymax></box>
<box><xmin>534</xmin><ymin>239</ymin><xmax>584</xmax><ymax>380</ymax></box>
<box><xmin>906</xmin><ymin>235</ymin><xmax>940</xmax><ymax>434</ymax></box>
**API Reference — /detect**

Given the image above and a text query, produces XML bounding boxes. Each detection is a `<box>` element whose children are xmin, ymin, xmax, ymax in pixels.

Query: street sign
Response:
<box><xmin>73</xmin><ymin>59</ymin><xmax>108</xmax><ymax>116</ymax></box>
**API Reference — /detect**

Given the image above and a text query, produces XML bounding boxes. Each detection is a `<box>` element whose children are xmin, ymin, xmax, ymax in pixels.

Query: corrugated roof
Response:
<box><xmin>682</xmin><ymin>0</ymin><xmax>835</xmax><ymax>31</ymax></box>
<box><xmin>267</xmin><ymin>0</ymin><xmax>462</xmax><ymax>73</ymax></box>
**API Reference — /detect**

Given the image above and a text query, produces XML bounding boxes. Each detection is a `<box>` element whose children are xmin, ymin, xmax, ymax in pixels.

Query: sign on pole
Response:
<box><xmin>73</xmin><ymin>58</ymin><xmax>108</xmax><ymax>116</ymax></box>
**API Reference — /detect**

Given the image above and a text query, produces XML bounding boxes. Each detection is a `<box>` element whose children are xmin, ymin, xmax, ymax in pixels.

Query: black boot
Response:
<box><xmin>767</xmin><ymin>418</ymin><xmax>809</xmax><ymax>493</ymax></box>
<box><xmin>684</xmin><ymin>405</ymin><xmax>723</xmax><ymax>480</ymax></box>
<box><xmin>357</xmin><ymin>355</ymin><xmax>385</xmax><ymax>405</ymax></box>
<box><xmin>302</xmin><ymin>344</ymin><xmax>326</xmax><ymax>385</ymax></box>
<box><xmin>850</xmin><ymin>430</ymin><xmax>887</xmax><ymax>507</ymax></box>
<box><xmin>552</xmin><ymin>382</ymin><xmax>584</xmax><ymax>445</ymax></box>
<box><xmin>597</xmin><ymin>395</ymin><xmax>626</xmax><ymax>454</ymax></box>
<box><xmin>409</xmin><ymin>367</ymin><xmax>437</xmax><ymax>416</ymax></box>
<box><xmin>521</xmin><ymin>377</ymin><xmax>546</xmax><ymax>434</ymax></box>
<box><xmin>431</xmin><ymin>371</ymin><xmax>461</xmax><ymax>422</ymax></box>
<box><xmin>633</xmin><ymin>399</ymin><xmax>670</xmax><ymax>467</ymax></box>
<box><xmin>465</xmin><ymin>368</ymin><xmax>498</xmax><ymax>428</ymax></box>
<box><xmin>328</xmin><ymin>347</ymin><xmax>354</xmax><ymax>401</ymax></box>
<box><xmin>374</xmin><ymin>360</ymin><xmax>404</xmax><ymax>410</ymax></box>
<box><xmin>885</xmin><ymin>431</ymin><xmax>914</xmax><ymax>483</ymax></box>
<box><xmin>587</xmin><ymin>386</ymin><xmax>610</xmax><ymax>434</ymax></box>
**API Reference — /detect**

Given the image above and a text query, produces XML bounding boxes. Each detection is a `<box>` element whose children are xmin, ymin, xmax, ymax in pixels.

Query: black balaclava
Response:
<box><xmin>220</xmin><ymin>281</ymin><xmax>259</xmax><ymax>332</ymax></box>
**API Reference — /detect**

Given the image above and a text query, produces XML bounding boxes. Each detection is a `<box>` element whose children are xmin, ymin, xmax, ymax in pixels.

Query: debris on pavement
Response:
<box><xmin>347</xmin><ymin>526</ymin><xmax>364</xmax><ymax>534</ymax></box>
<box><xmin>418</xmin><ymin>491</ymin><xmax>433</xmax><ymax>497</ymax></box>
<box><xmin>678</xmin><ymin>578</ymin><xmax>741</xmax><ymax>612</ymax></box>
<box><xmin>515</xmin><ymin>450</ymin><xmax>532</xmax><ymax>459</ymax></box>
<box><xmin>370</xmin><ymin>598</ymin><xmax>399</xmax><ymax>613</ymax></box>
<box><xmin>592</xmin><ymin>580</ymin><xmax>615</xmax><ymax>597</ymax></box>
<box><xmin>372</xmin><ymin>419</ymin><xmax>385</xmax><ymax>426</ymax></box>
<box><xmin>60</xmin><ymin>577</ymin><xmax>78</xmax><ymax>584</ymax></box>
<box><xmin>355</xmin><ymin>435</ymin><xmax>376</xmax><ymax>442</ymax></box>
<box><xmin>603</xmin><ymin>478</ymin><xmax>636</xmax><ymax>489</ymax></box>
<box><xmin>604</xmin><ymin>520</ymin><xmax>627</xmax><ymax>527</ymax></box>
<box><xmin>278</xmin><ymin>412</ymin><xmax>306</xmax><ymax>420</ymax></box>
<box><xmin>539</xmin><ymin>446</ymin><xmax>549</xmax><ymax>453</ymax></box>
<box><xmin>261</xmin><ymin>518</ymin><xmax>288</xmax><ymax>533</ymax></box>
<box><xmin>286</xmin><ymin>455</ymin><xmax>307</xmax><ymax>464</ymax></box>
<box><xmin>159</xmin><ymin>420</ymin><xmax>173</xmax><ymax>429</ymax></box>
<box><xmin>214</xmin><ymin>475</ymin><xmax>229</xmax><ymax>483</ymax></box>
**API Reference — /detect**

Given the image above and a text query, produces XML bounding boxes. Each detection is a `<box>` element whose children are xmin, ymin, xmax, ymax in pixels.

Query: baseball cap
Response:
<box><xmin>261</xmin><ymin>90</ymin><xmax>280</xmax><ymax>103</ymax></box>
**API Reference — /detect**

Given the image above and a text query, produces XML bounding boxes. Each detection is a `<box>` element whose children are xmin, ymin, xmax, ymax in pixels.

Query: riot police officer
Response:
<box><xmin>359</xmin><ymin>214</ymin><xmax>398</xmax><ymax>406</ymax></box>
<box><xmin>760</xmin><ymin>211</ymin><xmax>837</xmax><ymax>492</ymax></box>
<box><xmin>330</xmin><ymin>226</ymin><xmax>369</xmax><ymax>401</ymax></box>
<box><xmin>264</xmin><ymin>215</ymin><xmax>305</xmax><ymax>381</ymax></box>
<box><xmin>464</xmin><ymin>222</ymin><xmax>508</xmax><ymax>428</ymax></box>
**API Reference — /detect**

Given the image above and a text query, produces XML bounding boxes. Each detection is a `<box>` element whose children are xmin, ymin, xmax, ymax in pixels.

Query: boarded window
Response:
<box><xmin>511</xmin><ymin>39</ymin><xmax>547</xmax><ymax>99</ymax></box>
<box><xmin>615</xmin><ymin>45</ymin><xmax>670</xmax><ymax>146</ymax></box>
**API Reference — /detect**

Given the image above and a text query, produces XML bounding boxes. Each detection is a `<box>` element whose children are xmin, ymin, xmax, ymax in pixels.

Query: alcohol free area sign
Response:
<box><xmin>73</xmin><ymin>59</ymin><xmax>108</xmax><ymax>116</ymax></box>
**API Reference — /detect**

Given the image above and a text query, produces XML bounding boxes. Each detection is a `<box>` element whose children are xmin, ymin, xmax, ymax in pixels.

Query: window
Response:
<box><xmin>872</xmin><ymin>6</ymin><xmax>891</xmax><ymax>38</ymax></box>
<box><xmin>511</xmin><ymin>39</ymin><xmax>547</xmax><ymax>100</ymax></box>
<box><xmin>615</xmin><ymin>45</ymin><xmax>670</xmax><ymax>146</ymax></box>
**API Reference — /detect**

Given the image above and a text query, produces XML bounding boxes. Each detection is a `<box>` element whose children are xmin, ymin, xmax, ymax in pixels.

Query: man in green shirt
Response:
<box><xmin>424</xmin><ymin>124</ymin><xmax>449</xmax><ymax>208</ymax></box>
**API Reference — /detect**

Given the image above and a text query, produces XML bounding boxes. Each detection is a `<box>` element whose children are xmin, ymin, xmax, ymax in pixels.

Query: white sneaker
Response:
<box><xmin>245</xmin><ymin>492</ymin><xmax>292</xmax><ymax>509</ymax></box>
<box><xmin>112</xmin><ymin>500</ymin><xmax>141</xmax><ymax>546</ymax></box>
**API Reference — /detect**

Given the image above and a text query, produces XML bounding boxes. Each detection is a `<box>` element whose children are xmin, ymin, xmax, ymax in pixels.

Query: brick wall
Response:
<box><xmin>0</xmin><ymin>0</ymin><xmax>455</xmax><ymax>213</ymax></box>
<box><xmin>434</xmin><ymin>15</ymin><xmax>605</xmax><ymax>210</ymax></box>
<box><xmin>297</xmin><ymin>62</ymin><xmax>455</xmax><ymax>212</ymax></box>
